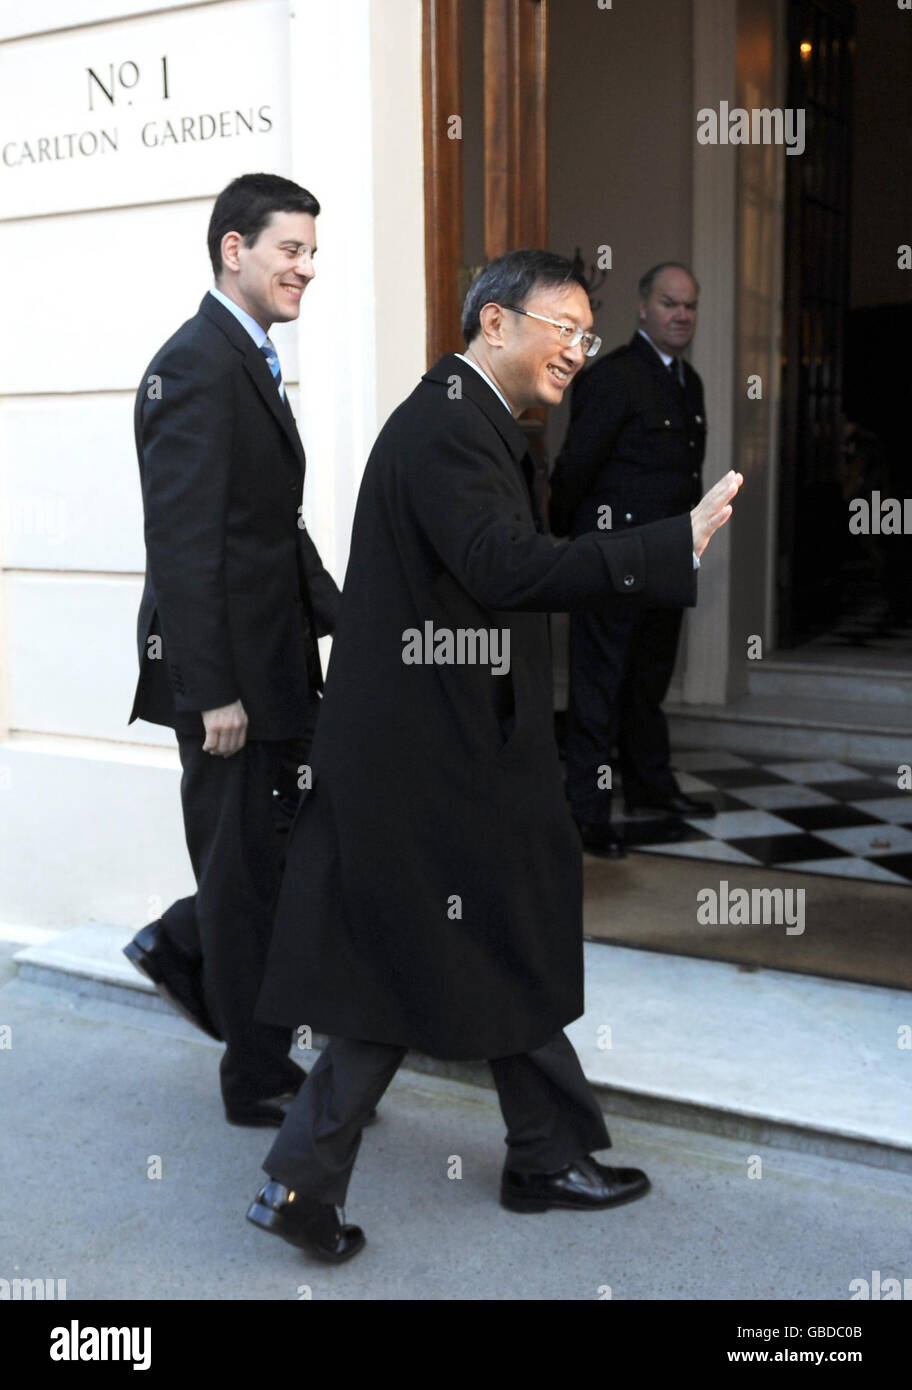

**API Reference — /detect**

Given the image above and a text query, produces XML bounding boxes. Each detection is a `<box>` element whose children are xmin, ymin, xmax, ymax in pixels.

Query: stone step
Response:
<box><xmin>11</xmin><ymin>924</ymin><xmax>912</xmax><ymax>1175</ymax></box>
<box><xmin>747</xmin><ymin>660</ymin><xmax>912</xmax><ymax>707</ymax></box>
<box><xmin>666</xmin><ymin>692</ymin><xmax>911</xmax><ymax>764</ymax></box>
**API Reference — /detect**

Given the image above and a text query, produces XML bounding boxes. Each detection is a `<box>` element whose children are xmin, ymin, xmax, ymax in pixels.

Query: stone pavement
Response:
<box><xmin>1</xmin><ymin>943</ymin><xmax>909</xmax><ymax>1302</ymax></box>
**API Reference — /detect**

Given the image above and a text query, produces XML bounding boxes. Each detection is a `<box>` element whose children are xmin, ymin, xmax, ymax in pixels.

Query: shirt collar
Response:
<box><xmin>638</xmin><ymin>328</ymin><xmax>675</xmax><ymax>369</ymax></box>
<box><xmin>455</xmin><ymin>352</ymin><xmax>514</xmax><ymax>417</ymax></box>
<box><xmin>209</xmin><ymin>287</ymin><xmax>269</xmax><ymax>349</ymax></box>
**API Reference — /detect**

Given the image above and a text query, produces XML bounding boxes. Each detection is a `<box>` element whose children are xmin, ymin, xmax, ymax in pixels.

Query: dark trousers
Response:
<box><xmin>263</xmin><ymin>1032</ymin><xmax>611</xmax><ymax>1206</ymax></box>
<box><xmin>161</xmin><ymin>721</ymin><xmax>315</xmax><ymax>1108</ymax></box>
<box><xmin>566</xmin><ymin>596</ymin><xmax>684</xmax><ymax>822</ymax></box>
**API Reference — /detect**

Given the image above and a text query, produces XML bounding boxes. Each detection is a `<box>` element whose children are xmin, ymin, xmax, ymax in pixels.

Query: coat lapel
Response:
<box><xmin>199</xmin><ymin>294</ymin><xmax>306</xmax><ymax>474</ymax></box>
<box><xmin>424</xmin><ymin>354</ymin><xmax>542</xmax><ymax>529</ymax></box>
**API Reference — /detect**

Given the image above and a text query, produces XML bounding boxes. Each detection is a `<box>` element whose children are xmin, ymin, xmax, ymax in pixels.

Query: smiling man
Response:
<box><xmin>124</xmin><ymin>173</ymin><xmax>340</xmax><ymax>1128</ymax></box>
<box><xmin>550</xmin><ymin>262</ymin><xmax>712</xmax><ymax>857</ymax></box>
<box><xmin>245</xmin><ymin>250</ymin><xmax>742</xmax><ymax>1262</ymax></box>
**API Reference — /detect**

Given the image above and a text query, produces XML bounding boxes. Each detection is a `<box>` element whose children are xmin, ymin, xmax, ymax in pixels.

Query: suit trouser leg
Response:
<box><xmin>489</xmin><ymin>1031</ymin><xmax>611</xmax><ymax>1173</ymax></box>
<box><xmin>566</xmin><ymin>598</ymin><xmax>636</xmax><ymax>824</ymax></box>
<box><xmin>158</xmin><ymin>894</ymin><xmax>202</xmax><ymax>963</ymax></box>
<box><xmin>160</xmin><ymin>700</ymin><xmax>320</xmax><ymax>964</ymax></box>
<box><xmin>262</xmin><ymin>1032</ymin><xmax>611</xmax><ymax>1206</ymax></box>
<box><xmin>175</xmin><ymin>735</ymin><xmax>297</xmax><ymax>1108</ymax></box>
<box><xmin>263</xmin><ymin>1038</ymin><xmax>408</xmax><ymax>1204</ymax></box>
<box><xmin>616</xmin><ymin>606</ymin><xmax>684</xmax><ymax>804</ymax></box>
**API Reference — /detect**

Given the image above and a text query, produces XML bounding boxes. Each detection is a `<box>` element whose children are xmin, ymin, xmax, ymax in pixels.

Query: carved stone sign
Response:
<box><xmin>0</xmin><ymin>0</ymin><xmax>290</xmax><ymax>219</ymax></box>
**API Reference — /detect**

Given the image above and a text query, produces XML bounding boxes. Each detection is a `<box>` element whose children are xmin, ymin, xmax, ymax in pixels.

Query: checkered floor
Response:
<box><xmin>622</xmin><ymin>752</ymin><xmax>912</xmax><ymax>886</ymax></box>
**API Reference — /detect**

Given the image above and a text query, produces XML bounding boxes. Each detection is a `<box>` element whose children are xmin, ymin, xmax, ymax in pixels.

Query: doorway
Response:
<box><xmin>777</xmin><ymin>0</ymin><xmax>912</xmax><ymax>660</ymax></box>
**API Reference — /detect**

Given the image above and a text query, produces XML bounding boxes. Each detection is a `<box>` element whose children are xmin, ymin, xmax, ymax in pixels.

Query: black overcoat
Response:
<box><xmin>257</xmin><ymin>354</ymin><xmax>696</xmax><ymax>1059</ymax></box>
<box><xmin>128</xmin><ymin>293</ymin><xmax>340</xmax><ymax>740</ymax></box>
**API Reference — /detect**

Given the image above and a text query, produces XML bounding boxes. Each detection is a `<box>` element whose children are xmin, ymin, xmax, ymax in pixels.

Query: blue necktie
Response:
<box><xmin>260</xmin><ymin>338</ymin><xmax>285</xmax><ymax>400</ymax></box>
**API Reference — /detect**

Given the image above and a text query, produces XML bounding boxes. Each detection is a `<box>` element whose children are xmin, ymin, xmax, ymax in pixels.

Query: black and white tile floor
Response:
<box><xmin>622</xmin><ymin>752</ymin><xmax>912</xmax><ymax>886</ymax></box>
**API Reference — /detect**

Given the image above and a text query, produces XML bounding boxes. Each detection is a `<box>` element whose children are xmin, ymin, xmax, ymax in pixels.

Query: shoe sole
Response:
<box><xmin>246</xmin><ymin>1202</ymin><xmax>366</xmax><ymax>1263</ymax></box>
<box><xmin>123</xmin><ymin>941</ymin><xmax>222</xmax><ymax>1042</ymax></box>
<box><xmin>226</xmin><ymin>1112</ymin><xmax>286</xmax><ymax>1129</ymax></box>
<box><xmin>500</xmin><ymin>1179</ymin><xmax>651</xmax><ymax>1214</ymax></box>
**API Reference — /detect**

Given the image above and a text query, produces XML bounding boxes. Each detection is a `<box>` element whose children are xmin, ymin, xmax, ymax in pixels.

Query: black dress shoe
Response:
<box><xmin>501</xmin><ymin>1155</ymin><xmax>650</xmax><ymax>1213</ymax></box>
<box><xmin>247</xmin><ymin>1181</ymin><xmax>365</xmax><ymax>1262</ymax></box>
<box><xmin>225</xmin><ymin>1098</ymin><xmax>293</xmax><ymax>1128</ymax></box>
<box><xmin>574</xmin><ymin>820</ymin><xmax>627</xmax><ymax>859</ymax></box>
<box><xmin>625</xmin><ymin>792</ymin><xmax>715</xmax><ymax>818</ymax></box>
<box><xmin>123</xmin><ymin>921</ymin><xmax>222</xmax><ymax>1041</ymax></box>
<box><xmin>268</xmin><ymin>1062</ymin><xmax>309</xmax><ymax>1096</ymax></box>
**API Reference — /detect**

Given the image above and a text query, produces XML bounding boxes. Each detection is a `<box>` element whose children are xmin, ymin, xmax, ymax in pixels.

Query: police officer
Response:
<box><xmin>550</xmin><ymin>263</ymin><xmax>713</xmax><ymax>857</ymax></box>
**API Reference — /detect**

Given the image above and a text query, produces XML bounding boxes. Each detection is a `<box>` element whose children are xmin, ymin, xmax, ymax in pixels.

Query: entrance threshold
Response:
<box><xmin>9</xmin><ymin>924</ymin><xmax>912</xmax><ymax>1175</ymax></box>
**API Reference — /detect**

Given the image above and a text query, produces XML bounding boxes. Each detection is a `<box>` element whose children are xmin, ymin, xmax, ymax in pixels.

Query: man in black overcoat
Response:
<box><xmin>246</xmin><ymin>251</ymin><xmax>742</xmax><ymax>1261</ymax></box>
<box><xmin>550</xmin><ymin>263</ymin><xmax>714</xmax><ymax>858</ymax></box>
<box><xmin>123</xmin><ymin>174</ymin><xmax>340</xmax><ymax>1127</ymax></box>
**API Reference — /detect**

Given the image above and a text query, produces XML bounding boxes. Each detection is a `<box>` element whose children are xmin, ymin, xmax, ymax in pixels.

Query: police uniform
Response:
<box><xmin>549</xmin><ymin>330</ymin><xmax>706</xmax><ymax>822</ymax></box>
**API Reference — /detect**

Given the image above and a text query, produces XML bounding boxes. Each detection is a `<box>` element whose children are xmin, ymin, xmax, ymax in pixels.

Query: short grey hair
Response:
<box><xmin>462</xmin><ymin>249</ymin><xmax>590</xmax><ymax>345</ymax></box>
<box><xmin>637</xmin><ymin>262</ymin><xmax>699</xmax><ymax>301</ymax></box>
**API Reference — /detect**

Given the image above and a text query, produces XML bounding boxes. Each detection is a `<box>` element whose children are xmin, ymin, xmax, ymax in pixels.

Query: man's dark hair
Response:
<box><xmin>208</xmin><ymin>172</ymin><xmax>321</xmax><ymax>279</ymax></box>
<box><xmin>461</xmin><ymin>249</ymin><xmax>590</xmax><ymax>345</ymax></box>
<box><xmin>637</xmin><ymin>261</ymin><xmax>699</xmax><ymax>301</ymax></box>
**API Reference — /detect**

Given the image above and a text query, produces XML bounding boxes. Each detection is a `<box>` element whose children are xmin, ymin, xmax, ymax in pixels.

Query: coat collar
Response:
<box><xmin>629</xmin><ymin>330</ymin><xmax>690</xmax><ymax>387</ymax></box>
<box><xmin>424</xmin><ymin>354</ymin><xmax>531</xmax><ymax>463</ymax></box>
<box><xmin>199</xmin><ymin>293</ymin><xmax>306</xmax><ymax>472</ymax></box>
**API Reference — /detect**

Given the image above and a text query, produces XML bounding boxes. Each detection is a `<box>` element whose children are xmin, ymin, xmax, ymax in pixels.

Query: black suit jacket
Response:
<box><xmin>550</xmin><ymin>331</ymin><xmax>707</xmax><ymax>538</ymax></box>
<box><xmin>129</xmin><ymin>293</ymin><xmax>340</xmax><ymax>740</ymax></box>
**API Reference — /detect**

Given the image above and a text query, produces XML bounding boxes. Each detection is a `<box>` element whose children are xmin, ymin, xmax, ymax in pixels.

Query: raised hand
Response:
<box><xmin>691</xmin><ymin>470</ymin><xmax>744</xmax><ymax>558</ymax></box>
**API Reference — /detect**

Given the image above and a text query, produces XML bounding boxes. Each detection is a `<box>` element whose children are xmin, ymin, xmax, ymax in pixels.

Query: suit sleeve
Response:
<box><xmin>297</xmin><ymin>521</ymin><xmax>341</xmax><ymax>636</ymax></box>
<box><xmin>402</xmin><ymin>420</ymin><xmax>696</xmax><ymax>614</ymax></box>
<box><xmin>549</xmin><ymin>364</ymin><xmax>628</xmax><ymax>536</ymax></box>
<box><xmin>138</xmin><ymin>346</ymin><xmax>239</xmax><ymax>712</ymax></box>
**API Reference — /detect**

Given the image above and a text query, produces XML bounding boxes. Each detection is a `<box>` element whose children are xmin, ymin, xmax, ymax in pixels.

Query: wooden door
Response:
<box><xmin>423</xmin><ymin>0</ymin><xmax>549</xmax><ymax>350</ymax></box>
<box><xmin>423</xmin><ymin>0</ymin><xmax>550</xmax><ymax>499</ymax></box>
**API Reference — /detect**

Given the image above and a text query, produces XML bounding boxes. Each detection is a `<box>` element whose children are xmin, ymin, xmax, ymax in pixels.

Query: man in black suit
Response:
<box><xmin>124</xmin><ymin>173</ymin><xmax>340</xmax><ymax>1128</ymax></box>
<box><xmin>242</xmin><ymin>250</ymin><xmax>742</xmax><ymax>1262</ymax></box>
<box><xmin>550</xmin><ymin>263</ymin><xmax>714</xmax><ymax>858</ymax></box>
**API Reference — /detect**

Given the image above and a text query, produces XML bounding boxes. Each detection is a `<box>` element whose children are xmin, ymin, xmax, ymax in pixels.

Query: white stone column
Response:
<box><xmin>684</xmin><ymin>0</ymin><xmax>738</xmax><ymax>706</ymax></box>
<box><xmin>288</xmin><ymin>0</ymin><xmax>426</xmax><ymax>587</ymax></box>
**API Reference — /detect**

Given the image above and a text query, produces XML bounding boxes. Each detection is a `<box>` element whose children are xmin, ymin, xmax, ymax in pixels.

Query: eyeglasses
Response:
<box><xmin>503</xmin><ymin>305</ymin><xmax>602</xmax><ymax>358</ymax></box>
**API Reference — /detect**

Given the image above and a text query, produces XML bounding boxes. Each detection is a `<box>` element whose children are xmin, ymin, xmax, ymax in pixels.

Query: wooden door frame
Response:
<box><xmin>422</xmin><ymin>0</ymin><xmax>549</xmax><ymax>367</ymax></box>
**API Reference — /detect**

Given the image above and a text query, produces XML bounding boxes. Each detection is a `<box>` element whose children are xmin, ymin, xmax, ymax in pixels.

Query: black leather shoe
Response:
<box><xmin>247</xmin><ymin>1181</ymin><xmax>365</xmax><ymax>1262</ymax></box>
<box><xmin>225</xmin><ymin>1098</ymin><xmax>292</xmax><ymax>1128</ymax></box>
<box><xmin>501</xmin><ymin>1155</ymin><xmax>650</xmax><ymax>1213</ymax></box>
<box><xmin>269</xmin><ymin>1062</ymin><xmax>309</xmax><ymax>1096</ymax></box>
<box><xmin>574</xmin><ymin>820</ymin><xmax>627</xmax><ymax>859</ymax></box>
<box><xmin>123</xmin><ymin>921</ymin><xmax>222</xmax><ymax>1041</ymax></box>
<box><xmin>625</xmin><ymin>792</ymin><xmax>715</xmax><ymax>818</ymax></box>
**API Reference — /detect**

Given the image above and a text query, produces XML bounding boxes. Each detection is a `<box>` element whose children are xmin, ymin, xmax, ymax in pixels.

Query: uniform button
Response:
<box><xmin>692</xmin><ymin>471</ymin><xmax>699</xmax><ymax>479</ymax></box>
<box><xmin>690</xmin><ymin>440</ymin><xmax>696</xmax><ymax>448</ymax></box>
<box><xmin>623</xmin><ymin>574</ymin><xmax>635</xmax><ymax>587</ymax></box>
<box><xmin>664</xmin><ymin>419</ymin><xmax>671</xmax><ymax>427</ymax></box>
<box><xmin>624</xmin><ymin>512</ymin><xmax>633</xmax><ymax>522</ymax></box>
